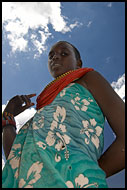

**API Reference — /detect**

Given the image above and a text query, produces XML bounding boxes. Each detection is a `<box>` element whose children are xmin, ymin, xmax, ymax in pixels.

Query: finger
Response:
<box><xmin>27</xmin><ymin>94</ymin><xmax>36</xmax><ymax>98</ymax></box>
<box><xmin>21</xmin><ymin>95</ymin><xmax>36</xmax><ymax>107</ymax></box>
<box><xmin>21</xmin><ymin>102</ymin><xmax>35</xmax><ymax>111</ymax></box>
<box><xmin>25</xmin><ymin>95</ymin><xmax>35</xmax><ymax>106</ymax></box>
<box><xmin>17</xmin><ymin>95</ymin><xmax>25</xmax><ymax>104</ymax></box>
<box><xmin>21</xmin><ymin>95</ymin><xmax>31</xmax><ymax>106</ymax></box>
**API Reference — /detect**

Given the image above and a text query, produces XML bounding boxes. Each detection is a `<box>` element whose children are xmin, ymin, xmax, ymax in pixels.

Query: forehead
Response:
<box><xmin>50</xmin><ymin>42</ymin><xmax>73</xmax><ymax>52</ymax></box>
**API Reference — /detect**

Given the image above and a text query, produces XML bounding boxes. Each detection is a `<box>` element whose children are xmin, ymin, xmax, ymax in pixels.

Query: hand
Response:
<box><xmin>3</xmin><ymin>94</ymin><xmax>36</xmax><ymax>117</ymax></box>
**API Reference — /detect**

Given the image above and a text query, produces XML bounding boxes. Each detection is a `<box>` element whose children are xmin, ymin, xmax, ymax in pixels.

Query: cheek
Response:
<box><xmin>67</xmin><ymin>58</ymin><xmax>77</xmax><ymax>69</ymax></box>
<box><xmin>48</xmin><ymin>61</ymin><xmax>51</xmax><ymax>69</ymax></box>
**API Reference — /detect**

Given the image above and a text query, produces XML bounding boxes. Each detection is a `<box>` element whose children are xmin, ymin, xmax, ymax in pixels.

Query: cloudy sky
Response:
<box><xmin>2</xmin><ymin>2</ymin><xmax>125</xmax><ymax>188</ymax></box>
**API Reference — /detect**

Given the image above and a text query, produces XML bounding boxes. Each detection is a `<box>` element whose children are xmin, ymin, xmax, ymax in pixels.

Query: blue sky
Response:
<box><xmin>2</xmin><ymin>2</ymin><xmax>125</xmax><ymax>188</ymax></box>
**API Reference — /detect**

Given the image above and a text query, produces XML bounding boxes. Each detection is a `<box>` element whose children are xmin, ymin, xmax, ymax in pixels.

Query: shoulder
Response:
<box><xmin>82</xmin><ymin>70</ymin><xmax>124</xmax><ymax>118</ymax></box>
<box><xmin>83</xmin><ymin>70</ymin><xmax>107</xmax><ymax>86</ymax></box>
<box><xmin>83</xmin><ymin>70</ymin><xmax>116</xmax><ymax>98</ymax></box>
<box><xmin>82</xmin><ymin>70</ymin><xmax>111</xmax><ymax>96</ymax></box>
<box><xmin>77</xmin><ymin>70</ymin><xmax>125</xmax><ymax>140</ymax></box>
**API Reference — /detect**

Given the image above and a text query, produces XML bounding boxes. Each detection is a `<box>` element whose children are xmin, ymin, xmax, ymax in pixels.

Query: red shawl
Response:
<box><xmin>36</xmin><ymin>68</ymin><xmax>94</xmax><ymax>110</ymax></box>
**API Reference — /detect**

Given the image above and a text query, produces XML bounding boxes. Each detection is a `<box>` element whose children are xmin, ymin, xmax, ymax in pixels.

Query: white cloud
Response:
<box><xmin>87</xmin><ymin>21</ymin><xmax>92</xmax><ymax>28</ymax></box>
<box><xmin>2</xmin><ymin>2</ymin><xmax>82</xmax><ymax>57</ymax></box>
<box><xmin>70</xmin><ymin>21</ymin><xmax>83</xmax><ymax>30</ymax></box>
<box><xmin>2</xmin><ymin>104</ymin><xmax>36</xmax><ymax>132</ymax></box>
<box><xmin>107</xmin><ymin>2</ymin><xmax>112</xmax><ymax>8</ymax></box>
<box><xmin>111</xmin><ymin>73</ymin><xmax>125</xmax><ymax>102</ymax></box>
<box><xmin>8</xmin><ymin>34</ymin><xmax>28</xmax><ymax>52</ymax></box>
<box><xmin>15</xmin><ymin>108</ymin><xmax>36</xmax><ymax>132</ymax></box>
<box><xmin>2</xmin><ymin>157</ymin><xmax>5</xmax><ymax>170</ymax></box>
<box><xmin>105</xmin><ymin>56</ymin><xmax>111</xmax><ymax>64</ymax></box>
<box><xmin>2</xmin><ymin>104</ymin><xmax>6</xmax><ymax>112</ymax></box>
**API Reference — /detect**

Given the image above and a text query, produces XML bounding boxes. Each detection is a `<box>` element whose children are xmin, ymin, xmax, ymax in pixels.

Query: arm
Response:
<box><xmin>2</xmin><ymin>94</ymin><xmax>36</xmax><ymax>160</ymax></box>
<box><xmin>83</xmin><ymin>70</ymin><xmax>125</xmax><ymax>178</ymax></box>
<box><xmin>3</xmin><ymin>126</ymin><xmax>17</xmax><ymax>159</ymax></box>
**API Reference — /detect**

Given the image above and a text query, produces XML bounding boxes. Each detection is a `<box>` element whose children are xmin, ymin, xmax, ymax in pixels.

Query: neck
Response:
<box><xmin>45</xmin><ymin>70</ymin><xmax>75</xmax><ymax>89</ymax></box>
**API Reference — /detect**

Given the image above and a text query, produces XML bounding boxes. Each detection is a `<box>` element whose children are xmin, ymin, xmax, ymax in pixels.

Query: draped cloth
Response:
<box><xmin>36</xmin><ymin>68</ymin><xmax>94</xmax><ymax>110</ymax></box>
<box><xmin>2</xmin><ymin>68</ymin><xmax>108</xmax><ymax>188</ymax></box>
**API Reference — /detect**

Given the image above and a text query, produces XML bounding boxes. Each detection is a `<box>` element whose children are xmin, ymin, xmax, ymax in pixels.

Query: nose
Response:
<box><xmin>52</xmin><ymin>52</ymin><xmax>60</xmax><ymax>60</ymax></box>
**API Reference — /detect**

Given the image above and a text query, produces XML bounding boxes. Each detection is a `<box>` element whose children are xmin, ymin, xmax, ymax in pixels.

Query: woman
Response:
<box><xmin>2</xmin><ymin>41</ymin><xmax>125</xmax><ymax>188</ymax></box>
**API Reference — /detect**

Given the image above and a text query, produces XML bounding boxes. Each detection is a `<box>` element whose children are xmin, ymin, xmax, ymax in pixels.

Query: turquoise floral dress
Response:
<box><xmin>2</xmin><ymin>83</ymin><xmax>108</xmax><ymax>188</ymax></box>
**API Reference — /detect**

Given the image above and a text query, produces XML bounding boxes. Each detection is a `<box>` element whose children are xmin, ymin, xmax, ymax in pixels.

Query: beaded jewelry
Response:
<box><xmin>2</xmin><ymin>112</ymin><xmax>16</xmax><ymax>131</ymax></box>
<box><xmin>36</xmin><ymin>68</ymin><xmax>94</xmax><ymax>110</ymax></box>
<box><xmin>45</xmin><ymin>70</ymin><xmax>74</xmax><ymax>89</ymax></box>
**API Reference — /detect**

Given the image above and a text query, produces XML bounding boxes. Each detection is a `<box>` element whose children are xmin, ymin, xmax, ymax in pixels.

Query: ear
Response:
<box><xmin>76</xmin><ymin>59</ymin><xmax>82</xmax><ymax>69</ymax></box>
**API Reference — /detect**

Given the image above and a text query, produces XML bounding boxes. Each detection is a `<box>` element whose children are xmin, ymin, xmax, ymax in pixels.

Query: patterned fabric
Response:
<box><xmin>2</xmin><ymin>83</ymin><xmax>108</xmax><ymax>188</ymax></box>
<box><xmin>36</xmin><ymin>67</ymin><xmax>94</xmax><ymax>110</ymax></box>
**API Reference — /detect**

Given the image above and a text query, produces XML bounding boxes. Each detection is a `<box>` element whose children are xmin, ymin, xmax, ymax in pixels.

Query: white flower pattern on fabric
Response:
<box><xmin>71</xmin><ymin>93</ymin><xmax>90</xmax><ymax>112</ymax></box>
<box><xmin>66</xmin><ymin>174</ymin><xmax>98</xmax><ymax>188</ymax></box>
<box><xmin>8</xmin><ymin>144</ymin><xmax>22</xmax><ymax>179</ymax></box>
<box><xmin>36</xmin><ymin>141</ymin><xmax>47</xmax><ymax>150</ymax></box>
<box><xmin>46</xmin><ymin>131</ymin><xmax>56</xmax><ymax>146</ymax></box>
<box><xmin>45</xmin><ymin>106</ymin><xmax>71</xmax><ymax>161</ymax></box>
<box><xmin>33</xmin><ymin>116</ymin><xmax>44</xmax><ymax>130</ymax></box>
<box><xmin>19</xmin><ymin>161</ymin><xmax>43</xmax><ymax>188</ymax></box>
<box><xmin>37</xmin><ymin>107</ymin><xmax>44</xmax><ymax>114</ymax></box>
<box><xmin>80</xmin><ymin>119</ymin><xmax>102</xmax><ymax>149</ymax></box>
<box><xmin>60</xmin><ymin>83</ymin><xmax>75</xmax><ymax>97</ymax></box>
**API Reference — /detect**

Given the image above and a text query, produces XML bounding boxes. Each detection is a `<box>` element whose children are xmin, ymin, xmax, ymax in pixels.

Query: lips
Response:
<box><xmin>50</xmin><ymin>61</ymin><xmax>62</xmax><ymax>69</ymax></box>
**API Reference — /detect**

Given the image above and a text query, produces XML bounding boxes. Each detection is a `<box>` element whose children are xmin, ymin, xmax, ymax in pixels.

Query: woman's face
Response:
<box><xmin>48</xmin><ymin>42</ymin><xmax>80</xmax><ymax>78</ymax></box>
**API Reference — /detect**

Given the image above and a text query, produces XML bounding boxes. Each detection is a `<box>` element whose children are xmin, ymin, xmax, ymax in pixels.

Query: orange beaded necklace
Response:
<box><xmin>36</xmin><ymin>68</ymin><xmax>94</xmax><ymax>110</ymax></box>
<box><xmin>45</xmin><ymin>70</ymin><xmax>74</xmax><ymax>89</ymax></box>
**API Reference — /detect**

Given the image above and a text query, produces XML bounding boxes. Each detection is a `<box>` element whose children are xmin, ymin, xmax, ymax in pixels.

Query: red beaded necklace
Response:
<box><xmin>36</xmin><ymin>67</ymin><xmax>94</xmax><ymax>110</ymax></box>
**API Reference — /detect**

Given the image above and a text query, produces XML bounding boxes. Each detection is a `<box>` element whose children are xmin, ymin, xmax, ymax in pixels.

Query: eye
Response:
<box><xmin>48</xmin><ymin>51</ymin><xmax>68</xmax><ymax>60</ymax></box>
<box><xmin>48</xmin><ymin>52</ymin><xmax>54</xmax><ymax>60</ymax></box>
<box><xmin>61</xmin><ymin>52</ymin><xmax>68</xmax><ymax>56</ymax></box>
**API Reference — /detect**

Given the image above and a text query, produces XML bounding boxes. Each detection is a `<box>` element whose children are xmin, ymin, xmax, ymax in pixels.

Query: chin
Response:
<box><xmin>51</xmin><ymin>69</ymin><xmax>65</xmax><ymax>79</ymax></box>
<box><xmin>53</xmin><ymin>71</ymin><xmax>63</xmax><ymax>79</ymax></box>
<box><xmin>50</xmin><ymin>67</ymin><xmax>74</xmax><ymax>79</ymax></box>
